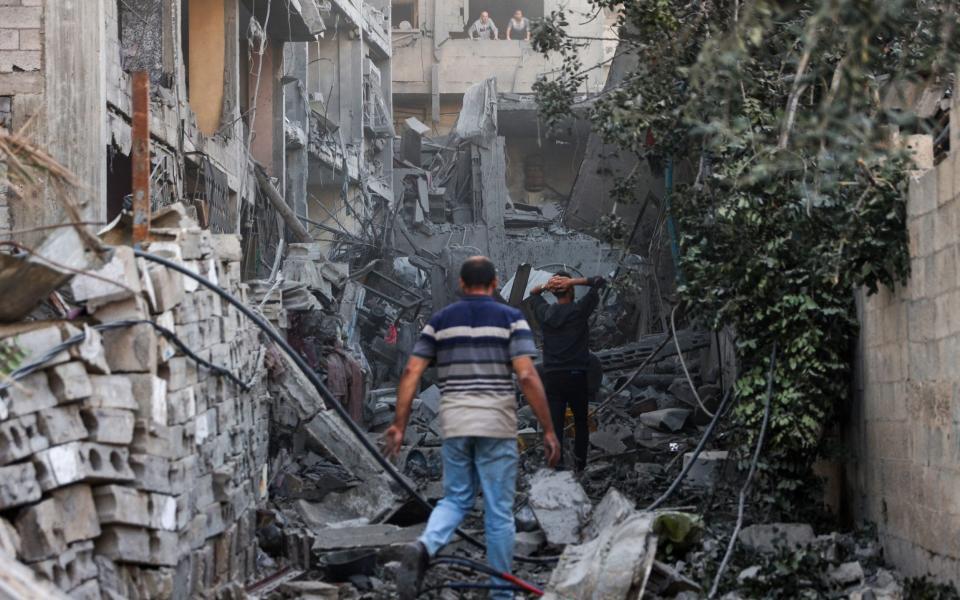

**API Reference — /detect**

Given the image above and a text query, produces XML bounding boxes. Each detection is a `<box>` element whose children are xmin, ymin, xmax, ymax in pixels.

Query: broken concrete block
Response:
<box><xmin>51</xmin><ymin>485</ymin><xmax>101</xmax><ymax>543</ymax></box>
<box><xmin>847</xmin><ymin>568</ymin><xmax>903</xmax><ymax>600</ymax></box>
<box><xmin>4</xmin><ymin>371</ymin><xmax>58</xmax><ymax>417</ymax></box>
<box><xmin>70</xmin><ymin>245</ymin><xmax>142</xmax><ymax>308</ymax></box>
<box><xmin>147</xmin><ymin>264</ymin><xmax>185</xmax><ymax>314</ymax></box>
<box><xmin>80</xmin><ymin>407</ymin><xmax>135</xmax><ymax>444</ymax></box>
<box><xmin>69</xmin><ymin>324</ymin><xmax>111</xmax><ymax>374</ymax></box>
<box><xmin>528</xmin><ymin>469</ymin><xmax>593</xmax><ymax>546</ymax></box>
<box><xmin>738</xmin><ymin>523</ymin><xmax>815</xmax><ymax>554</ymax></box>
<box><xmin>94</xmin><ymin>484</ymin><xmax>151</xmax><ymax>527</ymax></box>
<box><xmin>627</xmin><ymin>390</ymin><xmax>661</xmax><ymax>416</ymax></box>
<box><xmin>829</xmin><ymin>561</ymin><xmax>865</xmax><ymax>586</ymax></box>
<box><xmin>638</xmin><ymin>408</ymin><xmax>691</xmax><ymax>432</ymax></box>
<box><xmin>154</xmin><ymin>310</ymin><xmax>179</xmax><ymax>366</ymax></box>
<box><xmin>168</xmin><ymin>455</ymin><xmax>198</xmax><ymax>494</ymax></box>
<box><xmin>131</xmin><ymin>422</ymin><xmax>189</xmax><ymax>459</ymax></box>
<box><xmin>0</xmin><ymin>516</ymin><xmax>21</xmax><ymax>557</ymax></box>
<box><xmin>47</xmin><ymin>361</ymin><xmax>93</xmax><ymax>402</ymax></box>
<box><xmin>102</xmin><ymin>323</ymin><xmax>158</xmax><ymax>373</ymax></box>
<box><xmin>33</xmin><ymin>441</ymin><xmax>135</xmax><ymax>491</ymax></box>
<box><xmin>515</xmin><ymin>530</ymin><xmax>546</xmax><ymax>555</ymax></box>
<box><xmin>590</xmin><ymin>430</ymin><xmax>627</xmax><ymax>455</ymax></box>
<box><xmin>129</xmin><ymin>454</ymin><xmax>172</xmax><ymax>494</ymax></box>
<box><xmin>92</xmin><ymin>295</ymin><xmax>151</xmax><ymax>326</ymax></box>
<box><xmin>545</xmin><ymin>512</ymin><xmax>656</xmax><ymax>599</ymax></box>
<box><xmin>167</xmin><ymin>387</ymin><xmax>197</xmax><ymax>425</ymax></box>
<box><xmin>0</xmin><ymin>462</ymin><xmax>42</xmax><ymax>509</ymax></box>
<box><xmin>95</xmin><ymin>556</ymin><xmax>124</xmax><ymax>599</ymax></box>
<box><xmin>682</xmin><ymin>450</ymin><xmax>733</xmax><ymax>488</ymax></box>
<box><xmin>68</xmin><ymin>578</ymin><xmax>101</xmax><ymax>600</ymax></box>
<box><xmin>0</xmin><ymin>413</ymin><xmax>49</xmax><ymax>465</ymax></box>
<box><xmin>123</xmin><ymin>562</ymin><xmax>177</xmax><ymax>596</ymax></box>
<box><xmin>7</xmin><ymin>325</ymin><xmax>71</xmax><ymax>368</ymax></box>
<box><xmin>583</xmin><ymin>488</ymin><xmax>636</xmax><ymax>542</ymax></box>
<box><xmin>128</xmin><ymin>374</ymin><xmax>168</xmax><ymax>425</ymax></box>
<box><xmin>95</xmin><ymin>525</ymin><xmax>149</xmax><ymax>564</ymax></box>
<box><xmin>146</xmin><ymin>530</ymin><xmax>179</xmax><ymax>566</ymax></box>
<box><xmin>667</xmin><ymin>378</ymin><xmax>698</xmax><ymax>407</ymax></box>
<box><xmin>211</xmin><ymin>234</ymin><xmax>242</xmax><ymax>262</ymax></box>
<box><xmin>195</xmin><ymin>408</ymin><xmax>217</xmax><ymax>445</ymax></box>
<box><xmin>36</xmin><ymin>405</ymin><xmax>89</xmax><ymax>444</ymax></box>
<box><xmin>161</xmin><ymin>356</ymin><xmax>197</xmax><ymax>392</ymax></box>
<box><xmin>738</xmin><ymin>565</ymin><xmax>762</xmax><ymax>583</ymax></box>
<box><xmin>149</xmin><ymin>493</ymin><xmax>177</xmax><ymax>531</ymax></box>
<box><xmin>86</xmin><ymin>374</ymin><xmax>138</xmax><ymax>410</ymax></box>
<box><xmin>16</xmin><ymin>498</ymin><xmax>66</xmax><ymax>562</ymax></box>
<box><xmin>30</xmin><ymin>539</ymin><xmax>98</xmax><ymax>591</ymax></box>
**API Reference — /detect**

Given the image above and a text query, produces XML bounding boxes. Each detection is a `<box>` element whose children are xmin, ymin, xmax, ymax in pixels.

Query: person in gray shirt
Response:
<box><xmin>469</xmin><ymin>11</ymin><xmax>499</xmax><ymax>40</ymax></box>
<box><xmin>506</xmin><ymin>10</ymin><xmax>531</xmax><ymax>41</ymax></box>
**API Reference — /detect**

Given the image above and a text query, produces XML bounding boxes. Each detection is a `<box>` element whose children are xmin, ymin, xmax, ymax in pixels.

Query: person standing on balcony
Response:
<box><xmin>469</xmin><ymin>11</ymin><xmax>499</xmax><ymax>40</ymax></box>
<box><xmin>506</xmin><ymin>10</ymin><xmax>531</xmax><ymax>41</ymax></box>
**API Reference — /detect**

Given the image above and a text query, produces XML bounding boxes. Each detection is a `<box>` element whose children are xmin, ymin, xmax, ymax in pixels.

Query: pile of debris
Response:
<box><xmin>0</xmin><ymin>209</ymin><xmax>271</xmax><ymax>598</ymax></box>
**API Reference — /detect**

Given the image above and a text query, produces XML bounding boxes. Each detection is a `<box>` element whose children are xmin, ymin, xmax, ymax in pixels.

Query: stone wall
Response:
<box><xmin>0</xmin><ymin>216</ymin><xmax>271</xmax><ymax>598</ymax></box>
<box><xmin>849</xmin><ymin>142</ymin><xmax>960</xmax><ymax>585</ymax></box>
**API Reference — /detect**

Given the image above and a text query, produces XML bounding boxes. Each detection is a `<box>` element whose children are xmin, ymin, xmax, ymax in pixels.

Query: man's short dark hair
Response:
<box><xmin>554</xmin><ymin>270</ymin><xmax>571</xmax><ymax>278</ymax></box>
<box><xmin>460</xmin><ymin>256</ymin><xmax>497</xmax><ymax>287</ymax></box>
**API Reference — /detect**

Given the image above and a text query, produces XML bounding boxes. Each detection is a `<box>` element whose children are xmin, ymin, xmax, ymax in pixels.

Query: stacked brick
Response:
<box><xmin>0</xmin><ymin>217</ymin><xmax>271</xmax><ymax>599</ymax></box>
<box><xmin>0</xmin><ymin>1</ymin><xmax>43</xmax><ymax>74</ymax></box>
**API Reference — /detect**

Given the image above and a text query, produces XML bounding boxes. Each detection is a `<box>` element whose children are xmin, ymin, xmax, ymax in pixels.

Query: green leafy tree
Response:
<box><xmin>533</xmin><ymin>0</ymin><xmax>960</xmax><ymax>510</ymax></box>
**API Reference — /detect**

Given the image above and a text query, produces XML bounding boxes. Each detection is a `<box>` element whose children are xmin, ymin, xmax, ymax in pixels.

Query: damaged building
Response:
<box><xmin>0</xmin><ymin>0</ymin><xmax>958</xmax><ymax>598</ymax></box>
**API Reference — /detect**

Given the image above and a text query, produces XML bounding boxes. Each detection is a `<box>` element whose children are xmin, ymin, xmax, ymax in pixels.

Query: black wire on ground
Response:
<box><xmin>708</xmin><ymin>343</ymin><xmax>778</xmax><ymax>598</ymax></box>
<box><xmin>430</xmin><ymin>556</ymin><xmax>545</xmax><ymax>596</ymax></box>
<box><xmin>0</xmin><ymin>319</ymin><xmax>251</xmax><ymax>393</ymax></box>
<box><xmin>419</xmin><ymin>583</ymin><xmax>524</xmax><ymax>596</ymax></box>
<box><xmin>132</xmin><ymin>249</ymin><xmax>559</xmax><ymax>565</ymax></box>
<box><xmin>645</xmin><ymin>386</ymin><xmax>733</xmax><ymax>511</ymax></box>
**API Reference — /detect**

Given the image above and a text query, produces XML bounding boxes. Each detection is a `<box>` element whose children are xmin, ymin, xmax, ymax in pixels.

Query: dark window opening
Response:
<box><xmin>106</xmin><ymin>145</ymin><xmax>133</xmax><ymax>223</ymax></box>
<box><xmin>392</xmin><ymin>0</ymin><xmax>417</xmax><ymax>29</ymax></box>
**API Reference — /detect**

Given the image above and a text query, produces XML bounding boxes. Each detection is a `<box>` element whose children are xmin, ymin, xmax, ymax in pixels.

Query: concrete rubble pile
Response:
<box><xmin>0</xmin><ymin>208</ymin><xmax>272</xmax><ymax>599</ymax></box>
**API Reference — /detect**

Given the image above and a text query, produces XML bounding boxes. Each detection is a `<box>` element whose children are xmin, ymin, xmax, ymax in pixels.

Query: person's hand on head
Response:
<box><xmin>551</xmin><ymin>277</ymin><xmax>573</xmax><ymax>293</ymax></box>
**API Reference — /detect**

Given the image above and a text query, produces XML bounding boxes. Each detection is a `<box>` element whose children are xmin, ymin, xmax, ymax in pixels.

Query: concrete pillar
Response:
<box><xmin>284</xmin><ymin>42</ymin><xmax>309</xmax><ymax>219</ymax></box>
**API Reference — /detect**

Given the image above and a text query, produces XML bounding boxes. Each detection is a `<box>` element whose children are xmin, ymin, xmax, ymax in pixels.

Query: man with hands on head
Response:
<box><xmin>528</xmin><ymin>272</ymin><xmax>606</xmax><ymax>472</ymax></box>
<box><xmin>382</xmin><ymin>256</ymin><xmax>560</xmax><ymax>600</ymax></box>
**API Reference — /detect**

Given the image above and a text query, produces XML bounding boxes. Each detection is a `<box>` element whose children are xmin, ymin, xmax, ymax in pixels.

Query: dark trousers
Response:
<box><xmin>544</xmin><ymin>370</ymin><xmax>589</xmax><ymax>471</ymax></box>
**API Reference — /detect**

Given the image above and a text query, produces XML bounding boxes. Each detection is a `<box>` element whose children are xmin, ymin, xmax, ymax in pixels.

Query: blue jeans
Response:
<box><xmin>419</xmin><ymin>437</ymin><xmax>518</xmax><ymax>599</ymax></box>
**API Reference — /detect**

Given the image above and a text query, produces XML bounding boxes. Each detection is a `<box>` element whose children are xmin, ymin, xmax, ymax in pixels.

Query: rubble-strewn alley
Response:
<box><xmin>1</xmin><ymin>1</ymin><xmax>960</xmax><ymax>599</ymax></box>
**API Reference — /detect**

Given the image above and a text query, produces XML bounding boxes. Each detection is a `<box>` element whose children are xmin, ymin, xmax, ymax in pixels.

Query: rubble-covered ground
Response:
<box><xmin>256</xmin><ymin>334</ymin><xmax>960</xmax><ymax>600</ymax></box>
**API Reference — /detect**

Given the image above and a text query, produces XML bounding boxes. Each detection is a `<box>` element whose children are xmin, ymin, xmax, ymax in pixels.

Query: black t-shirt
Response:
<box><xmin>530</xmin><ymin>286</ymin><xmax>600</xmax><ymax>371</ymax></box>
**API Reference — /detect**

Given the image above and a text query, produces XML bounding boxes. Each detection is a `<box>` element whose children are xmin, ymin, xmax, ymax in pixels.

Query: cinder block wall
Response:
<box><xmin>0</xmin><ymin>0</ymin><xmax>43</xmax><ymax>239</ymax></box>
<box><xmin>850</xmin><ymin>129</ymin><xmax>960</xmax><ymax>585</ymax></box>
<box><xmin>0</xmin><ymin>1</ymin><xmax>42</xmax><ymax>73</ymax></box>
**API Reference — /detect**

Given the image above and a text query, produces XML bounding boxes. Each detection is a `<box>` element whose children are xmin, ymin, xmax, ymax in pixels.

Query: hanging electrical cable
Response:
<box><xmin>0</xmin><ymin>319</ymin><xmax>252</xmax><ymax>394</ymax></box>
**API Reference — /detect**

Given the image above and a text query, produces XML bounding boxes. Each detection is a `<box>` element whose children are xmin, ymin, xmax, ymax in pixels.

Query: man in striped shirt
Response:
<box><xmin>383</xmin><ymin>256</ymin><xmax>560</xmax><ymax>600</ymax></box>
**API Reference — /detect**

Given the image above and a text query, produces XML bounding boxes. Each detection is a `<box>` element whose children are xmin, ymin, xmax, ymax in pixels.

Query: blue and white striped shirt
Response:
<box><xmin>413</xmin><ymin>294</ymin><xmax>538</xmax><ymax>438</ymax></box>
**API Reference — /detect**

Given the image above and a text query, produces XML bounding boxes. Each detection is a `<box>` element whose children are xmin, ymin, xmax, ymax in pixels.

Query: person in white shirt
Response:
<box><xmin>469</xmin><ymin>11</ymin><xmax>499</xmax><ymax>40</ymax></box>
